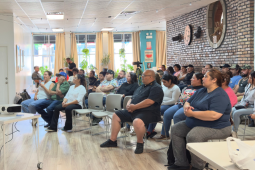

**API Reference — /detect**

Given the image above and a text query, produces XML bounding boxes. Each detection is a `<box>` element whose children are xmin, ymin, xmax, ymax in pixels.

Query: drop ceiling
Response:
<box><xmin>0</xmin><ymin>0</ymin><xmax>217</xmax><ymax>33</ymax></box>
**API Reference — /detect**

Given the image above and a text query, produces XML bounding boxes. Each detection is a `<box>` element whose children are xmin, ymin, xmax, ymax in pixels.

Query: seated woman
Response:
<box><xmin>68</xmin><ymin>67</ymin><xmax>79</xmax><ymax>83</ymax></box>
<box><xmin>147</xmin><ymin>74</ymin><xmax>181</xmax><ymax>138</ymax></box>
<box><xmin>155</xmin><ymin>73</ymin><xmax>204</xmax><ymax>140</ymax></box>
<box><xmin>221</xmin><ymin>71</ymin><xmax>237</xmax><ymax>107</ymax></box>
<box><xmin>167</xmin><ymin>66</ymin><xmax>175</xmax><ymax>75</ymax></box>
<box><xmin>21</xmin><ymin>71</ymin><xmax>54</xmax><ymax>125</ymax></box>
<box><xmin>177</xmin><ymin>66</ymin><xmax>187</xmax><ymax>84</ymax></box>
<box><xmin>46</xmin><ymin>74</ymin><xmax>87</xmax><ymax>132</ymax></box>
<box><xmin>173</xmin><ymin>64</ymin><xmax>181</xmax><ymax>77</ymax></box>
<box><xmin>168</xmin><ymin>69</ymin><xmax>231</xmax><ymax>170</ymax></box>
<box><xmin>116</xmin><ymin>72</ymin><xmax>139</xmax><ymax>107</ymax></box>
<box><xmin>231</xmin><ymin>71</ymin><xmax>255</xmax><ymax>138</ymax></box>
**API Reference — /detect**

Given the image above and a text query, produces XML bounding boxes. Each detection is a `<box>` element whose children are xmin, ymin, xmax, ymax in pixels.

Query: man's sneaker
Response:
<box><xmin>154</xmin><ymin>135</ymin><xmax>170</xmax><ymax>140</ymax></box>
<box><xmin>231</xmin><ymin>131</ymin><xmax>238</xmax><ymax>138</ymax></box>
<box><xmin>167</xmin><ymin>164</ymin><xmax>190</xmax><ymax>170</ymax></box>
<box><xmin>45</xmin><ymin>128</ymin><xmax>57</xmax><ymax>132</ymax></box>
<box><xmin>32</xmin><ymin>119</ymin><xmax>38</xmax><ymax>126</ymax></box>
<box><xmin>61</xmin><ymin>127</ymin><xmax>72</xmax><ymax>132</ymax></box>
<box><xmin>100</xmin><ymin>139</ymin><xmax>117</xmax><ymax>147</ymax></box>
<box><xmin>92</xmin><ymin>118</ymin><xmax>102</xmax><ymax>126</ymax></box>
<box><xmin>134</xmin><ymin>142</ymin><xmax>144</xmax><ymax>154</ymax></box>
<box><xmin>44</xmin><ymin>123</ymin><xmax>50</xmax><ymax>128</ymax></box>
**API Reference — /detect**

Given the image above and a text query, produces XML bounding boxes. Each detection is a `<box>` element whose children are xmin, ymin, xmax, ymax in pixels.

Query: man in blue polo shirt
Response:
<box><xmin>229</xmin><ymin>64</ymin><xmax>242</xmax><ymax>89</ymax></box>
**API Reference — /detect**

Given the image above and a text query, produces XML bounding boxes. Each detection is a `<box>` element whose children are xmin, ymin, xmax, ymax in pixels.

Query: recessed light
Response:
<box><xmin>52</xmin><ymin>28</ymin><xmax>64</xmax><ymax>32</ymax></box>
<box><xmin>101</xmin><ymin>27</ymin><xmax>114</xmax><ymax>31</ymax></box>
<box><xmin>47</xmin><ymin>12</ymin><xmax>64</xmax><ymax>20</ymax></box>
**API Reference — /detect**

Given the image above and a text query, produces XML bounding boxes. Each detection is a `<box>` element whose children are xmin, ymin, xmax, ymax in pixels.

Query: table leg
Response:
<box><xmin>3</xmin><ymin>124</ymin><xmax>6</xmax><ymax>170</ymax></box>
<box><xmin>36</xmin><ymin>118</ymin><xmax>40</xmax><ymax>163</ymax></box>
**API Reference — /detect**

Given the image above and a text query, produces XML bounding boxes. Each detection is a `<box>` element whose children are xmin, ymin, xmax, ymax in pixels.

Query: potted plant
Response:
<box><xmin>79</xmin><ymin>48</ymin><xmax>90</xmax><ymax>72</ymax></box>
<box><xmin>88</xmin><ymin>64</ymin><xmax>97</xmax><ymax>71</ymax></box>
<box><xmin>101</xmin><ymin>53</ymin><xmax>110</xmax><ymax>71</ymax></box>
<box><xmin>119</xmin><ymin>48</ymin><xmax>127</xmax><ymax>72</ymax></box>
<box><xmin>127</xmin><ymin>64</ymin><xmax>134</xmax><ymax>72</ymax></box>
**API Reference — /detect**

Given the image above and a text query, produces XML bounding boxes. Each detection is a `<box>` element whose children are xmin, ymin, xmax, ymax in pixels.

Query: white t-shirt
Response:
<box><xmin>64</xmin><ymin>85</ymin><xmax>86</xmax><ymax>108</ymax></box>
<box><xmin>161</xmin><ymin>85</ymin><xmax>181</xmax><ymax>105</ymax></box>
<box><xmin>37</xmin><ymin>81</ymin><xmax>53</xmax><ymax>99</ymax></box>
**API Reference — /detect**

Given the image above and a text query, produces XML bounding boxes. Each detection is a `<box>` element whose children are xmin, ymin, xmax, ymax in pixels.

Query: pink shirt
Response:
<box><xmin>174</xmin><ymin>71</ymin><xmax>181</xmax><ymax>77</ymax></box>
<box><xmin>224</xmin><ymin>87</ymin><xmax>238</xmax><ymax>107</ymax></box>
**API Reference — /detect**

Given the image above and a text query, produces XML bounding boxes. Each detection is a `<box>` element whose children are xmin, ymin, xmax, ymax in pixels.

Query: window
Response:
<box><xmin>33</xmin><ymin>35</ymin><xmax>55</xmax><ymax>73</ymax></box>
<box><xmin>114</xmin><ymin>33</ymin><xmax>133</xmax><ymax>71</ymax></box>
<box><xmin>76</xmin><ymin>34</ymin><xmax>96</xmax><ymax>69</ymax></box>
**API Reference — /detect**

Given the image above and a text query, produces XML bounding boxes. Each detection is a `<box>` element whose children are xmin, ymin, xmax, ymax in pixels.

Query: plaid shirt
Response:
<box><xmin>116</xmin><ymin>77</ymin><xmax>127</xmax><ymax>87</ymax></box>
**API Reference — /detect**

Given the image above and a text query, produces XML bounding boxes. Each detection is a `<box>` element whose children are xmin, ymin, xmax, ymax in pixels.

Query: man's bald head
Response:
<box><xmin>142</xmin><ymin>70</ymin><xmax>156</xmax><ymax>85</ymax></box>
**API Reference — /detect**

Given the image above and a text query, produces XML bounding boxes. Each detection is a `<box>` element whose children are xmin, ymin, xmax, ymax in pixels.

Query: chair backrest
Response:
<box><xmin>105</xmin><ymin>94</ymin><xmax>122</xmax><ymax>112</ymax></box>
<box><xmin>88</xmin><ymin>93</ymin><xmax>104</xmax><ymax>110</ymax></box>
<box><xmin>123</xmin><ymin>96</ymin><xmax>132</xmax><ymax>110</ymax></box>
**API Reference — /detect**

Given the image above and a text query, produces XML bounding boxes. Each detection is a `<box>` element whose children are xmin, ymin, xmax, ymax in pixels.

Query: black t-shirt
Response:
<box><xmin>117</xmin><ymin>82</ymin><xmax>139</xmax><ymax>96</ymax></box>
<box><xmin>183</xmin><ymin>71</ymin><xmax>194</xmax><ymax>85</ymax></box>
<box><xmin>94</xmin><ymin>80</ymin><xmax>101</xmax><ymax>87</ymax></box>
<box><xmin>89</xmin><ymin>77</ymin><xmax>97</xmax><ymax>86</ymax></box>
<box><xmin>68</xmin><ymin>62</ymin><xmax>76</xmax><ymax>76</ymax></box>
<box><xmin>131</xmin><ymin>81</ymin><xmax>164</xmax><ymax>116</ymax></box>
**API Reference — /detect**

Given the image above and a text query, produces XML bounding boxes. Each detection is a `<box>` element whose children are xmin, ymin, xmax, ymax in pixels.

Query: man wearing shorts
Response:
<box><xmin>100</xmin><ymin>70</ymin><xmax>164</xmax><ymax>154</ymax></box>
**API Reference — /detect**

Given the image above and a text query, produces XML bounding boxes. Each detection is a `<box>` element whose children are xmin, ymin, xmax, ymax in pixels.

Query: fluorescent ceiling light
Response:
<box><xmin>52</xmin><ymin>28</ymin><xmax>64</xmax><ymax>32</ymax></box>
<box><xmin>101</xmin><ymin>27</ymin><xmax>114</xmax><ymax>31</ymax></box>
<box><xmin>47</xmin><ymin>12</ymin><xmax>64</xmax><ymax>20</ymax></box>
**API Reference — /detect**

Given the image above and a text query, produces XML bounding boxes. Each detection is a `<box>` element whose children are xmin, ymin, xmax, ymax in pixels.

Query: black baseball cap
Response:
<box><xmin>187</xmin><ymin>64</ymin><xmax>194</xmax><ymax>68</ymax></box>
<box><xmin>106</xmin><ymin>69</ymin><xmax>114</xmax><ymax>76</ymax></box>
<box><xmin>220</xmin><ymin>64</ymin><xmax>231</xmax><ymax>68</ymax></box>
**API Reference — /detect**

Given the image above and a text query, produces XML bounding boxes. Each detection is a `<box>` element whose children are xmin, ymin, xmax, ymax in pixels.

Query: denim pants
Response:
<box><xmin>35</xmin><ymin>99</ymin><xmax>62</xmax><ymax>124</ymax></box>
<box><xmin>21</xmin><ymin>98</ymin><xmax>46</xmax><ymax>114</ymax></box>
<box><xmin>147</xmin><ymin>105</ymin><xmax>173</xmax><ymax>133</ymax></box>
<box><xmin>231</xmin><ymin>107</ymin><xmax>254</xmax><ymax>132</ymax></box>
<box><xmin>161</xmin><ymin>104</ymin><xmax>186</xmax><ymax>136</ymax></box>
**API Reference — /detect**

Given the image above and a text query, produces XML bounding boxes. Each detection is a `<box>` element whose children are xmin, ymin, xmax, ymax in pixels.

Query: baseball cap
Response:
<box><xmin>229</xmin><ymin>64</ymin><xmax>240</xmax><ymax>69</ymax></box>
<box><xmin>220</xmin><ymin>64</ymin><xmax>231</xmax><ymax>68</ymax></box>
<box><xmin>107</xmin><ymin>69</ymin><xmax>114</xmax><ymax>75</ymax></box>
<box><xmin>241</xmin><ymin>64</ymin><xmax>252</xmax><ymax>70</ymax></box>
<box><xmin>56</xmin><ymin>72</ymin><xmax>67</xmax><ymax>79</ymax></box>
<box><xmin>187</xmin><ymin>64</ymin><xmax>194</xmax><ymax>68</ymax></box>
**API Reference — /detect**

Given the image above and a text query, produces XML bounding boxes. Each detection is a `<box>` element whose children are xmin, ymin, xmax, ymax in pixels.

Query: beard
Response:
<box><xmin>117</xmin><ymin>76</ymin><xmax>122</xmax><ymax>80</ymax></box>
<box><xmin>241</xmin><ymin>73</ymin><xmax>248</xmax><ymax>77</ymax></box>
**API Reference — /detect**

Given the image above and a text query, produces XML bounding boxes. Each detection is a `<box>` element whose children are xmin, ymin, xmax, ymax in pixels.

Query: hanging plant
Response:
<box><xmin>101</xmin><ymin>54</ymin><xmax>110</xmax><ymax>67</ymax></box>
<box><xmin>119</xmin><ymin>48</ymin><xmax>127</xmax><ymax>72</ymax></box>
<box><xmin>80</xmin><ymin>48</ymin><xmax>90</xmax><ymax>71</ymax></box>
<box><xmin>88</xmin><ymin>64</ymin><xmax>97</xmax><ymax>71</ymax></box>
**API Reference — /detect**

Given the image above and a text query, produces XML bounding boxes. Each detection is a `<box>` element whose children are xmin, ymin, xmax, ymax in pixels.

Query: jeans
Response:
<box><xmin>21</xmin><ymin>98</ymin><xmax>45</xmax><ymax>114</ymax></box>
<box><xmin>147</xmin><ymin>105</ymin><xmax>173</xmax><ymax>133</ymax></box>
<box><xmin>161</xmin><ymin>104</ymin><xmax>185</xmax><ymax>136</ymax></box>
<box><xmin>35</xmin><ymin>99</ymin><xmax>62</xmax><ymax>124</ymax></box>
<box><xmin>49</xmin><ymin>104</ymin><xmax>82</xmax><ymax>130</ymax></box>
<box><xmin>231</xmin><ymin>107</ymin><xmax>254</xmax><ymax>132</ymax></box>
<box><xmin>171</xmin><ymin>121</ymin><xmax>231</xmax><ymax>169</ymax></box>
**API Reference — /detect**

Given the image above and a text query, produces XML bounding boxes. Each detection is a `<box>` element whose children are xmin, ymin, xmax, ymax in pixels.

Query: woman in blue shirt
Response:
<box><xmin>168</xmin><ymin>69</ymin><xmax>231</xmax><ymax>170</ymax></box>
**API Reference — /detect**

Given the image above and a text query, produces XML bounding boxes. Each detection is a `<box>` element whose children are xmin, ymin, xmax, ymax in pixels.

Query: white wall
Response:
<box><xmin>0</xmin><ymin>15</ymin><xmax>16</xmax><ymax>104</ymax></box>
<box><xmin>14</xmin><ymin>23</ymin><xmax>33</xmax><ymax>95</ymax></box>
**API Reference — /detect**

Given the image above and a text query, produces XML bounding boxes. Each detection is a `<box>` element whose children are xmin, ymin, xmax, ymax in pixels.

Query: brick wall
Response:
<box><xmin>166</xmin><ymin>0</ymin><xmax>254</xmax><ymax>72</ymax></box>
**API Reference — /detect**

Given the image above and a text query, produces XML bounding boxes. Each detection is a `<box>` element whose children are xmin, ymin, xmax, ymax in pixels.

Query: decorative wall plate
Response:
<box><xmin>184</xmin><ymin>24</ymin><xmax>192</xmax><ymax>45</ymax></box>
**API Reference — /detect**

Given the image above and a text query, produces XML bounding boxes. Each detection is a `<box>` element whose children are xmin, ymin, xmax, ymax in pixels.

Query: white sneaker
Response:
<box><xmin>232</xmin><ymin>131</ymin><xmax>238</xmax><ymax>138</ymax></box>
<box><xmin>32</xmin><ymin>119</ymin><xmax>38</xmax><ymax>126</ymax></box>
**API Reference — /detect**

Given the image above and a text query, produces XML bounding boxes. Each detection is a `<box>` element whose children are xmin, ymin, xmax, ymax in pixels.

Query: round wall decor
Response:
<box><xmin>184</xmin><ymin>24</ymin><xmax>192</xmax><ymax>45</ymax></box>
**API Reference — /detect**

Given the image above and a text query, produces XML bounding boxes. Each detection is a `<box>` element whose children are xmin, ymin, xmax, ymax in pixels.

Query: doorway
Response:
<box><xmin>0</xmin><ymin>46</ymin><xmax>9</xmax><ymax>104</ymax></box>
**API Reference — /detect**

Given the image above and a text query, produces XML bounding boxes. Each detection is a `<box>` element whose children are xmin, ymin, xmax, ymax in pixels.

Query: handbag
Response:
<box><xmin>234</xmin><ymin>104</ymin><xmax>246</xmax><ymax>110</ymax></box>
<box><xmin>19</xmin><ymin>89</ymin><xmax>31</xmax><ymax>101</ymax></box>
<box><xmin>227</xmin><ymin>137</ymin><xmax>255</xmax><ymax>169</ymax></box>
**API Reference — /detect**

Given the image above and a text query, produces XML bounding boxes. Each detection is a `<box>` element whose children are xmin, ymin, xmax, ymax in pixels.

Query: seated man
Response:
<box><xmin>178</xmin><ymin>64</ymin><xmax>195</xmax><ymax>91</ymax></box>
<box><xmin>55</xmin><ymin>69</ymin><xmax>69</xmax><ymax>82</ymax></box>
<box><xmin>21</xmin><ymin>71</ymin><xmax>54</xmax><ymax>126</ymax></box>
<box><xmin>100</xmin><ymin>70</ymin><xmax>164</xmax><ymax>154</ymax></box>
<box><xmin>68</xmin><ymin>68</ymin><xmax>79</xmax><ymax>82</ymax></box>
<box><xmin>116</xmin><ymin>70</ymin><xmax>127</xmax><ymax>87</ymax></box>
<box><xmin>35</xmin><ymin>72</ymin><xmax>70</xmax><ymax>127</ymax></box>
<box><xmin>220</xmin><ymin>64</ymin><xmax>230</xmax><ymax>73</ymax></box>
<box><xmin>229</xmin><ymin>64</ymin><xmax>242</xmax><ymax>89</ymax></box>
<box><xmin>88</xmin><ymin>70</ymin><xmax>98</xmax><ymax>90</ymax></box>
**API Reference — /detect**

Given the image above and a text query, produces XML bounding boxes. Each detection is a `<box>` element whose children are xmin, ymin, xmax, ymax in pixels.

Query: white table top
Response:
<box><xmin>0</xmin><ymin>113</ymin><xmax>41</xmax><ymax>125</ymax></box>
<box><xmin>187</xmin><ymin>140</ymin><xmax>255</xmax><ymax>170</ymax></box>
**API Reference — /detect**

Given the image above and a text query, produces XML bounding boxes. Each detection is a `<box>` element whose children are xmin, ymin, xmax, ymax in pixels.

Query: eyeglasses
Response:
<box><xmin>142</xmin><ymin>74</ymin><xmax>151</xmax><ymax>77</ymax></box>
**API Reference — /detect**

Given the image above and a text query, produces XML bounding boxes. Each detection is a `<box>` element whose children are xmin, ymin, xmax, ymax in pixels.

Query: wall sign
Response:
<box><xmin>146</xmin><ymin>41</ymin><xmax>151</xmax><ymax>49</ymax></box>
<box><xmin>144</xmin><ymin>50</ymin><xmax>153</xmax><ymax>62</ymax></box>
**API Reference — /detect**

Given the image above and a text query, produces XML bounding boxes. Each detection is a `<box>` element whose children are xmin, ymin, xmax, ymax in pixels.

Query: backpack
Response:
<box><xmin>19</xmin><ymin>89</ymin><xmax>31</xmax><ymax>101</ymax></box>
<box><xmin>14</xmin><ymin>93</ymin><xmax>23</xmax><ymax>104</ymax></box>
